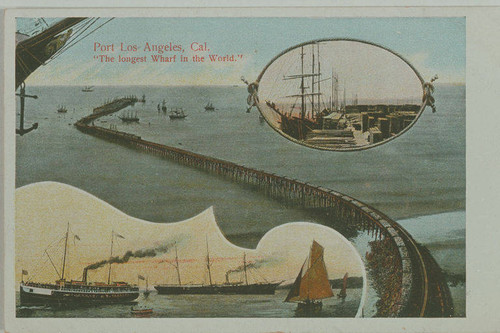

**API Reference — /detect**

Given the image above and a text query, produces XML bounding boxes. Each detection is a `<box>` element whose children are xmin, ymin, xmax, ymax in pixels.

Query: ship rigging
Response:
<box><xmin>19</xmin><ymin>224</ymin><xmax>139</xmax><ymax>305</ymax></box>
<box><xmin>15</xmin><ymin>17</ymin><xmax>114</xmax><ymax>135</ymax></box>
<box><xmin>154</xmin><ymin>240</ymin><xmax>281</xmax><ymax>295</ymax></box>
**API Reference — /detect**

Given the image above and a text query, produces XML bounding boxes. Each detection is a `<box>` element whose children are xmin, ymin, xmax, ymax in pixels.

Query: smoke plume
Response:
<box><xmin>86</xmin><ymin>236</ymin><xmax>185</xmax><ymax>271</ymax></box>
<box><xmin>226</xmin><ymin>256</ymin><xmax>282</xmax><ymax>276</ymax></box>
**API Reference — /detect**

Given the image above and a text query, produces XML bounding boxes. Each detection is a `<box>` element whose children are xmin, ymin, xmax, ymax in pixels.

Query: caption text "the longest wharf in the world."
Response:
<box><xmin>93</xmin><ymin>42</ymin><xmax>245</xmax><ymax>64</ymax></box>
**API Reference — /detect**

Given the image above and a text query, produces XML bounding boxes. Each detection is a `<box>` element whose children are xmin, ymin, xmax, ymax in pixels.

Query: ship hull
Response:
<box><xmin>154</xmin><ymin>283</ymin><xmax>280</xmax><ymax>295</ymax></box>
<box><xmin>295</xmin><ymin>300</ymin><xmax>323</xmax><ymax>316</ymax></box>
<box><xmin>19</xmin><ymin>284</ymin><xmax>139</xmax><ymax>306</ymax></box>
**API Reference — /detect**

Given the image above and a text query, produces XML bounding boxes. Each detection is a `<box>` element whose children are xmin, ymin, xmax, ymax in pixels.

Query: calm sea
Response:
<box><xmin>16</xmin><ymin>288</ymin><xmax>362</xmax><ymax>318</ymax></box>
<box><xmin>16</xmin><ymin>84</ymin><xmax>465</xmax><ymax>236</ymax></box>
<box><xmin>15</xmin><ymin>84</ymin><xmax>465</xmax><ymax>317</ymax></box>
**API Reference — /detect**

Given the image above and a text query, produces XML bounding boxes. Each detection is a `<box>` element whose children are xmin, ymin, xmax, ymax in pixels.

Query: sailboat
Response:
<box><xmin>265</xmin><ymin>44</ymin><xmax>326</xmax><ymax>141</ymax></box>
<box><xmin>338</xmin><ymin>272</ymin><xmax>348</xmax><ymax>300</ymax></box>
<box><xmin>161</xmin><ymin>100</ymin><xmax>167</xmax><ymax>113</ymax></box>
<box><xmin>19</xmin><ymin>225</ymin><xmax>139</xmax><ymax>305</ymax></box>
<box><xmin>57</xmin><ymin>105</ymin><xmax>68</xmax><ymax>113</ymax></box>
<box><xmin>204</xmin><ymin>101</ymin><xmax>215</xmax><ymax>111</ymax></box>
<box><xmin>169</xmin><ymin>108</ymin><xmax>187</xmax><ymax>119</ymax></box>
<box><xmin>82</xmin><ymin>86</ymin><xmax>94</xmax><ymax>92</ymax></box>
<box><xmin>119</xmin><ymin>111</ymin><xmax>139</xmax><ymax>122</ymax></box>
<box><xmin>154</xmin><ymin>242</ymin><xmax>280</xmax><ymax>295</ymax></box>
<box><xmin>284</xmin><ymin>240</ymin><xmax>333</xmax><ymax>313</ymax></box>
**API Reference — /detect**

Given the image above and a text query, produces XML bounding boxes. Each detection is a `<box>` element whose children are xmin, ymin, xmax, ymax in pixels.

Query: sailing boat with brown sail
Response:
<box><xmin>338</xmin><ymin>272</ymin><xmax>348</xmax><ymax>300</ymax></box>
<box><xmin>284</xmin><ymin>240</ymin><xmax>333</xmax><ymax>313</ymax></box>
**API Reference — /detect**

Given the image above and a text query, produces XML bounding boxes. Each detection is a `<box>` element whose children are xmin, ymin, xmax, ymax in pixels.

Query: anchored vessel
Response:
<box><xmin>57</xmin><ymin>105</ymin><xmax>68</xmax><ymax>113</ymax></box>
<box><xmin>262</xmin><ymin>41</ymin><xmax>421</xmax><ymax>148</ymax></box>
<box><xmin>82</xmin><ymin>86</ymin><xmax>94</xmax><ymax>92</ymax></box>
<box><xmin>162</xmin><ymin>100</ymin><xmax>167</xmax><ymax>113</ymax></box>
<box><xmin>204</xmin><ymin>102</ymin><xmax>215</xmax><ymax>111</ymax></box>
<box><xmin>285</xmin><ymin>240</ymin><xmax>334</xmax><ymax>313</ymax></box>
<box><xmin>155</xmin><ymin>242</ymin><xmax>280</xmax><ymax>295</ymax></box>
<box><xmin>169</xmin><ymin>108</ymin><xmax>187</xmax><ymax>119</ymax></box>
<box><xmin>119</xmin><ymin>110</ymin><xmax>140</xmax><ymax>123</ymax></box>
<box><xmin>19</xmin><ymin>224</ymin><xmax>139</xmax><ymax>306</ymax></box>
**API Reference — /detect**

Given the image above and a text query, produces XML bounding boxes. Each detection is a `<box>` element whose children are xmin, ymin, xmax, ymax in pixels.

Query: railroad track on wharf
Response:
<box><xmin>74</xmin><ymin>97</ymin><xmax>454</xmax><ymax>317</ymax></box>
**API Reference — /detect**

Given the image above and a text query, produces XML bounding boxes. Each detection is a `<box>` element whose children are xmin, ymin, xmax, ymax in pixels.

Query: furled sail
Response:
<box><xmin>285</xmin><ymin>240</ymin><xmax>333</xmax><ymax>302</ymax></box>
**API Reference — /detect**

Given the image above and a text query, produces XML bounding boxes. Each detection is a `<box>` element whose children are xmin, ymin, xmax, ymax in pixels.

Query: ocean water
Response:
<box><xmin>16</xmin><ymin>288</ymin><xmax>362</xmax><ymax>318</ymax></box>
<box><xmin>398</xmin><ymin>211</ymin><xmax>466</xmax><ymax>317</ymax></box>
<box><xmin>15</xmin><ymin>84</ymin><xmax>465</xmax><ymax>317</ymax></box>
<box><xmin>16</xmin><ymin>84</ymin><xmax>465</xmax><ymax>237</ymax></box>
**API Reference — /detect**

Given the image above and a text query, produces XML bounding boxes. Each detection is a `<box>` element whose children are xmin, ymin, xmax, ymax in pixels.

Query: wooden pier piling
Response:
<box><xmin>73</xmin><ymin>98</ymin><xmax>453</xmax><ymax>317</ymax></box>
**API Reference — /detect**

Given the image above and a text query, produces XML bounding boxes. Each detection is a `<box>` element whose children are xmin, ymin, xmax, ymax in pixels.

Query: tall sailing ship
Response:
<box><xmin>264</xmin><ymin>43</ymin><xmax>353</xmax><ymax>143</ymax></box>
<box><xmin>265</xmin><ymin>43</ymin><xmax>329</xmax><ymax>141</ymax></box>
<box><xmin>154</xmin><ymin>242</ymin><xmax>281</xmax><ymax>295</ymax></box>
<box><xmin>119</xmin><ymin>110</ymin><xmax>140</xmax><ymax>123</ymax></box>
<box><xmin>19</xmin><ymin>225</ymin><xmax>139</xmax><ymax>306</ymax></box>
<box><xmin>284</xmin><ymin>240</ymin><xmax>334</xmax><ymax>313</ymax></box>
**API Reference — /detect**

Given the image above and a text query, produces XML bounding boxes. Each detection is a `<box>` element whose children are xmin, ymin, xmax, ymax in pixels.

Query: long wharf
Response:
<box><xmin>74</xmin><ymin>97</ymin><xmax>453</xmax><ymax>317</ymax></box>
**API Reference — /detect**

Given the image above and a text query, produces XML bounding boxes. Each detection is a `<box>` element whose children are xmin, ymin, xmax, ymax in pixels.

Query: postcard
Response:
<box><xmin>2</xmin><ymin>5</ymin><xmax>499</xmax><ymax>333</ymax></box>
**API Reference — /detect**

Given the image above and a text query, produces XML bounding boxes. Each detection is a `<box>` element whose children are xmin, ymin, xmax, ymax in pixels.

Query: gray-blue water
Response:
<box><xmin>15</xmin><ymin>84</ymin><xmax>465</xmax><ymax>317</ymax></box>
<box><xmin>16</xmin><ymin>288</ymin><xmax>362</xmax><ymax>318</ymax></box>
<box><xmin>16</xmin><ymin>84</ymin><xmax>465</xmax><ymax>233</ymax></box>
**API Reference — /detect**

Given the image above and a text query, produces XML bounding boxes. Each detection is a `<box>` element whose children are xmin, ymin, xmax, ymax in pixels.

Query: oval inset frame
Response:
<box><xmin>255</xmin><ymin>38</ymin><xmax>429</xmax><ymax>152</ymax></box>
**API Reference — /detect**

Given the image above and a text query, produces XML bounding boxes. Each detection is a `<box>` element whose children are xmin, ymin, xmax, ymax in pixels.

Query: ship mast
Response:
<box><xmin>175</xmin><ymin>243</ymin><xmax>182</xmax><ymax>285</ymax></box>
<box><xmin>60</xmin><ymin>222</ymin><xmax>70</xmax><ymax>281</ymax></box>
<box><xmin>300</xmin><ymin>46</ymin><xmax>306</xmax><ymax>121</ymax></box>
<box><xmin>317</xmin><ymin>42</ymin><xmax>321</xmax><ymax>117</ymax></box>
<box><xmin>206</xmin><ymin>237</ymin><xmax>213</xmax><ymax>286</ymax></box>
<box><xmin>311</xmin><ymin>44</ymin><xmax>315</xmax><ymax>118</ymax></box>
<box><xmin>107</xmin><ymin>230</ymin><xmax>114</xmax><ymax>284</ymax></box>
<box><xmin>243</xmin><ymin>253</ymin><xmax>248</xmax><ymax>286</ymax></box>
<box><xmin>343</xmin><ymin>80</ymin><xmax>347</xmax><ymax>113</ymax></box>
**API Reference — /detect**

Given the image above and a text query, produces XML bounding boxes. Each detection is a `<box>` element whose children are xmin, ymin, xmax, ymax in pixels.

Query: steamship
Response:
<box><xmin>154</xmin><ymin>242</ymin><xmax>281</xmax><ymax>295</ymax></box>
<box><xmin>19</xmin><ymin>225</ymin><xmax>139</xmax><ymax>306</ymax></box>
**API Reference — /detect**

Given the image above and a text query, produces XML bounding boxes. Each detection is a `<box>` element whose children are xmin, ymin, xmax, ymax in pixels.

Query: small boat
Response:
<box><xmin>139</xmin><ymin>275</ymin><xmax>151</xmax><ymax>299</ymax></box>
<box><xmin>337</xmin><ymin>272</ymin><xmax>348</xmax><ymax>300</ymax></box>
<box><xmin>57</xmin><ymin>105</ymin><xmax>68</xmax><ymax>113</ymax></box>
<box><xmin>82</xmin><ymin>86</ymin><xmax>94</xmax><ymax>92</ymax></box>
<box><xmin>119</xmin><ymin>111</ymin><xmax>139</xmax><ymax>123</ymax></box>
<box><xmin>204</xmin><ymin>102</ymin><xmax>215</xmax><ymax>111</ymax></box>
<box><xmin>161</xmin><ymin>100</ymin><xmax>167</xmax><ymax>113</ymax></box>
<box><xmin>169</xmin><ymin>108</ymin><xmax>187</xmax><ymax>119</ymax></box>
<box><xmin>131</xmin><ymin>305</ymin><xmax>153</xmax><ymax>317</ymax></box>
<box><xmin>284</xmin><ymin>240</ymin><xmax>333</xmax><ymax>315</ymax></box>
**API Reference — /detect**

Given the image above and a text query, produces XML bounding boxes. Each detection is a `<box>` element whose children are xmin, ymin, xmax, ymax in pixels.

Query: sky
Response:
<box><xmin>15</xmin><ymin>182</ymin><xmax>364</xmax><ymax>286</ymax></box>
<box><xmin>17</xmin><ymin>17</ymin><xmax>465</xmax><ymax>86</ymax></box>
